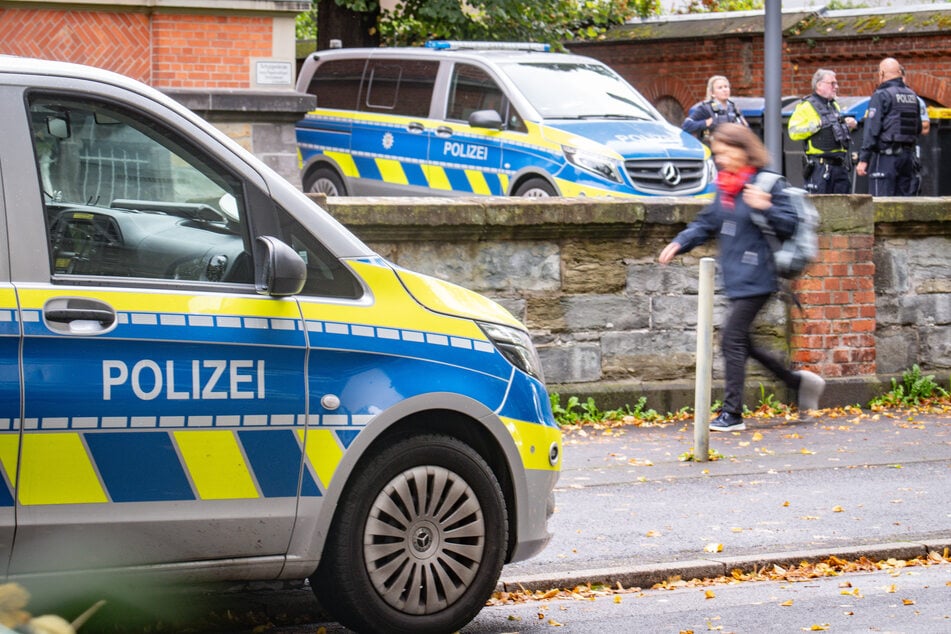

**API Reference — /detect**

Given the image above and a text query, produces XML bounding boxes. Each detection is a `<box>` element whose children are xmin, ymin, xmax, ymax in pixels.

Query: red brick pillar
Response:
<box><xmin>789</xmin><ymin>198</ymin><xmax>876</xmax><ymax>378</ymax></box>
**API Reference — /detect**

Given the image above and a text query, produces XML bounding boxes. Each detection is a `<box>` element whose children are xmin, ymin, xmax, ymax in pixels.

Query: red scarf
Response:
<box><xmin>716</xmin><ymin>166</ymin><xmax>756</xmax><ymax>209</ymax></box>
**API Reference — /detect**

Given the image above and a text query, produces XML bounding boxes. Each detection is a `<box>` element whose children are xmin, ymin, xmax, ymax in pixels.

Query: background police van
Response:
<box><xmin>0</xmin><ymin>56</ymin><xmax>560</xmax><ymax>634</ymax></box>
<box><xmin>295</xmin><ymin>41</ymin><xmax>716</xmax><ymax>198</ymax></box>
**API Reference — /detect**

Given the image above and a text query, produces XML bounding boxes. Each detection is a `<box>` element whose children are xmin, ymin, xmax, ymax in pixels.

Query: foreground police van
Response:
<box><xmin>0</xmin><ymin>55</ymin><xmax>561</xmax><ymax>634</ymax></box>
<box><xmin>296</xmin><ymin>41</ymin><xmax>715</xmax><ymax>198</ymax></box>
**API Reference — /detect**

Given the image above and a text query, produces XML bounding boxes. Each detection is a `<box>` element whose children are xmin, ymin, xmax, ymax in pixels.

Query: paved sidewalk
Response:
<box><xmin>498</xmin><ymin>408</ymin><xmax>951</xmax><ymax>592</ymax></box>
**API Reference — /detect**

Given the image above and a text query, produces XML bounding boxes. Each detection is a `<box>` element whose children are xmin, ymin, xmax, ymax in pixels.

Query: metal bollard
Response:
<box><xmin>693</xmin><ymin>257</ymin><xmax>715</xmax><ymax>462</ymax></box>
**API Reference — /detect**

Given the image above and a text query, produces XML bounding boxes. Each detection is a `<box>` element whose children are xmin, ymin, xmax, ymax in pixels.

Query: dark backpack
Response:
<box><xmin>749</xmin><ymin>171</ymin><xmax>819</xmax><ymax>279</ymax></box>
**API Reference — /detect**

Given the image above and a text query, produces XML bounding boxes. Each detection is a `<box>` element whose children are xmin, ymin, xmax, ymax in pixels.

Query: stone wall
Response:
<box><xmin>316</xmin><ymin>194</ymin><xmax>951</xmax><ymax>413</ymax></box>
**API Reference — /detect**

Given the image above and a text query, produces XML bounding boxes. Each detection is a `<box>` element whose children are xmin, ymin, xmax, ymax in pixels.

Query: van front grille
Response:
<box><xmin>625</xmin><ymin>159</ymin><xmax>707</xmax><ymax>195</ymax></box>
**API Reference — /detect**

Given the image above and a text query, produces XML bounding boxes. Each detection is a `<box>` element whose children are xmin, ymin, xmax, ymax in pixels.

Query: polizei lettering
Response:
<box><xmin>443</xmin><ymin>141</ymin><xmax>488</xmax><ymax>161</ymax></box>
<box><xmin>103</xmin><ymin>359</ymin><xmax>265</xmax><ymax>401</ymax></box>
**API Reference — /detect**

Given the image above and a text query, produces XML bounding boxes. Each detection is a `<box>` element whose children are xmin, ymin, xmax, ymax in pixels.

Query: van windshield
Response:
<box><xmin>499</xmin><ymin>62</ymin><xmax>659</xmax><ymax>121</ymax></box>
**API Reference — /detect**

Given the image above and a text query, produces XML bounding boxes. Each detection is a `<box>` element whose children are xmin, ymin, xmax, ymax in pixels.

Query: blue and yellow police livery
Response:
<box><xmin>296</xmin><ymin>42</ymin><xmax>716</xmax><ymax>199</ymax></box>
<box><xmin>0</xmin><ymin>55</ymin><xmax>560</xmax><ymax>634</ymax></box>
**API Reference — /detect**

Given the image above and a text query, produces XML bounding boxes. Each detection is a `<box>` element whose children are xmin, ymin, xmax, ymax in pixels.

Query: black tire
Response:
<box><xmin>311</xmin><ymin>434</ymin><xmax>507</xmax><ymax>634</ymax></box>
<box><xmin>303</xmin><ymin>166</ymin><xmax>347</xmax><ymax>196</ymax></box>
<box><xmin>512</xmin><ymin>177</ymin><xmax>556</xmax><ymax>197</ymax></box>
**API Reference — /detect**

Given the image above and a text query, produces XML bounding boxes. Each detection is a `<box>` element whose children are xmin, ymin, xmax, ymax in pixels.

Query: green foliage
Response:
<box><xmin>869</xmin><ymin>365</ymin><xmax>949</xmax><ymax>408</ymax></box>
<box><xmin>549</xmin><ymin>393</ymin><xmax>661</xmax><ymax>427</ymax></box>
<box><xmin>296</xmin><ymin>0</ymin><xmax>653</xmax><ymax>50</ymax></box>
<box><xmin>296</xmin><ymin>7</ymin><xmax>318</xmax><ymax>40</ymax></box>
<box><xmin>825</xmin><ymin>0</ymin><xmax>870</xmax><ymax>9</ymax></box>
<box><xmin>676</xmin><ymin>0</ymin><xmax>763</xmax><ymax>14</ymax></box>
<box><xmin>551</xmin><ymin>365</ymin><xmax>951</xmax><ymax>430</ymax></box>
<box><xmin>380</xmin><ymin>0</ymin><xmax>647</xmax><ymax>48</ymax></box>
<box><xmin>747</xmin><ymin>384</ymin><xmax>793</xmax><ymax>416</ymax></box>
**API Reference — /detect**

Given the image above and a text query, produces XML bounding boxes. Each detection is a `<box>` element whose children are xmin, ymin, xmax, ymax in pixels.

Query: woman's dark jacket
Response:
<box><xmin>671</xmin><ymin>170</ymin><xmax>798</xmax><ymax>299</ymax></box>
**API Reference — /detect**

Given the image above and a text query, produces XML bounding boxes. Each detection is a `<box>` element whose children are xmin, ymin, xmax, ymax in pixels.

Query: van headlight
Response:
<box><xmin>706</xmin><ymin>157</ymin><xmax>718</xmax><ymax>184</ymax></box>
<box><xmin>562</xmin><ymin>146</ymin><xmax>622</xmax><ymax>183</ymax></box>
<box><xmin>478</xmin><ymin>321</ymin><xmax>545</xmax><ymax>382</ymax></box>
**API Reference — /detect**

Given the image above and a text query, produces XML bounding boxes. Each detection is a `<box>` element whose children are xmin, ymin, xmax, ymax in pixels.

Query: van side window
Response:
<box><xmin>271</xmin><ymin>207</ymin><xmax>362</xmax><ymax>300</ymax></box>
<box><xmin>448</xmin><ymin>64</ymin><xmax>524</xmax><ymax>132</ymax></box>
<box><xmin>29</xmin><ymin>96</ymin><xmax>253</xmax><ymax>285</ymax></box>
<box><xmin>362</xmin><ymin>60</ymin><xmax>437</xmax><ymax>118</ymax></box>
<box><xmin>307</xmin><ymin>58</ymin><xmax>365</xmax><ymax>110</ymax></box>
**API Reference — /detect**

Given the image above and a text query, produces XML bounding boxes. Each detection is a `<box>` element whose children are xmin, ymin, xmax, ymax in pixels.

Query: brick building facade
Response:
<box><xmin>0</xmin><ymin>0</ymin><xmax>314</xmax><ymax>186</ymax></box>
<box><xmin>568</xmin><ymin>5</ymin><xmax>951</xmax><ymax>123</ymax></box>
<box><xmin>0</xmin><ymin>0</ymin><xmax>306</xmax><ymax>89</ymax></box>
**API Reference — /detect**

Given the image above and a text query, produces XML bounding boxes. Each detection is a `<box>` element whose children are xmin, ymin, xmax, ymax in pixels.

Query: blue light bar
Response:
<box><xmin>424</xmin><ymin>41</ymin><xmax>551</xmax><ymax>52</ymax></box>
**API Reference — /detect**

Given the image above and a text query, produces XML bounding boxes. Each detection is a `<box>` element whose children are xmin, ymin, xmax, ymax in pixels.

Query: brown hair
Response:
<box><xmin>709</xmin><ymin>122</ymin><xmax>771</xmax><ymax>168</ymax></box>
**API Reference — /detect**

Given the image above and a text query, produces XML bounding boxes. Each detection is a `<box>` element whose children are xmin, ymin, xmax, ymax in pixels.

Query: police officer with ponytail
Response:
<box><xmin>682</xmin><ymin>75</ymin><xmax>748</xmax><ymax>144</ymax></box>
<box><xmin>788</xmin><ymin>69</ymin><xmax>857</xmax><ymax>194</ymax></box>
<box><xmin>856</xmin><ymin>58</ymin><xmax>923</xmax><ymax>196</ymax></box>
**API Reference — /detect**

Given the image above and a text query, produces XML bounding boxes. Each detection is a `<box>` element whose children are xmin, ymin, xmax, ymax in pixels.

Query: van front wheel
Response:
<box><xmin>311</xmin><ymin>434</ymin><xmax>508</xmax><ymax>634</ymax></box>
<box><xmin>304</xmin><ymin>167</ymin><xmax>346</xmax><ymax>196</ymax></box>
<box><xmin>513</xmin><ymin>178</ymin><xmax>556</xmax><ymax>197</ymax></box>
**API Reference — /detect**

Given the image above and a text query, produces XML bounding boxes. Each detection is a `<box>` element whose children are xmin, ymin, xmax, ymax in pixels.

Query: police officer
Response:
<box><xmin>856</xmin><ymin>58</ymin><xmax>923</xmax><ymax>196</ymax></box>
<box><xmin>682</xmin><ymin>75</ymin><xmax>748</xmax><ymax>143</ymax></box>
<box><xmin>787</xmin><ymin>69</ymin><xmax>857</xmax><ymax>194</ymax></box>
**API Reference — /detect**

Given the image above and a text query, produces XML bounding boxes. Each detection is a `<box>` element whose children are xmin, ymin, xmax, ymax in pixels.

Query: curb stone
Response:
<box><xmin>496</xmin><ymin>537</ymin><xmax>951</xmax><ymax>593</ymax></box>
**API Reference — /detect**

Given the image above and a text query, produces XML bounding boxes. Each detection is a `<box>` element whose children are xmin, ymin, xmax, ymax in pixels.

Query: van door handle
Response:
<box><xmin>435</xmin><ymin>126</ymin><xmax>453</xmax><ymax>138</ymax></box>
<box><xmin>43</xmin><ymin>297</ymin><xmax>117</xmax><ymax>333</ymax></box>
<box><xmin>407</xmin><ymin>122</ymin><xmax>424</xmax><ymax>134</ymax></box>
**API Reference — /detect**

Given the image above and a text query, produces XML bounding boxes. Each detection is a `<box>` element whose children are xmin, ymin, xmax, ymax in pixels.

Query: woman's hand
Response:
<box><xmin>658</xmin><ymin>241</ymin><xmax>681</xmax><ymax>264</ymax></box>
<box><xmin>742</xmin><ymin>184</ymin><xmax>772</xmax><ymax>211</ymax></box>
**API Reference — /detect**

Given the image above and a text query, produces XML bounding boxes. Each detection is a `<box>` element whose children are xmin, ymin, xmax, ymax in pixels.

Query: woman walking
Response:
<box><xmin>658</xmin><ymin>123</ymin><xmax>825</xmax><ymax>431</ymax></box>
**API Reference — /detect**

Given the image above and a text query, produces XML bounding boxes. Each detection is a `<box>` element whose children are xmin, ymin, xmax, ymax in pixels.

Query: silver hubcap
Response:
<box><xmin>521</xmin><ymin>187</ymin><xmax>551</xmax><ymax>198</ymax></box>
<box><xmin>309</xmin><ymin>177</ymin><xmax>339</xmax><ymax>196</ymax></box>
<box><xmin>364</xmin><ymin>465</ymin><xmax>485</xmax><ymax>615</ymax></box>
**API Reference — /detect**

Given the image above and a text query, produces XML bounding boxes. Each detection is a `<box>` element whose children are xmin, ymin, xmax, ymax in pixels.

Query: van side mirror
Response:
<box><xmin>469</xmin><ymin>109</ymin><xmax>503</xmax><ymax>130</ymax></box>
<box><xmin>254</xmin><ymin>236</ymin><xmax>306</xmax><ymax>296</ymax></box>
<box><xmin>47</xmin><ymin>115</ymin><xmax>71</xmax><ymax>139</ymax></box>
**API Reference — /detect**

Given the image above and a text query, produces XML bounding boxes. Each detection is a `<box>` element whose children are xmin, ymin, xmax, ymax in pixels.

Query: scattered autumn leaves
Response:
<box><xmin>489</xmin><ymin>549</ymin><xmax>951</xmax><ymax>614</ymax></box>
<box><xmin>560</xmin><ymin>395</ymin><xmax>951</xmax><ymax>435</ymax></box>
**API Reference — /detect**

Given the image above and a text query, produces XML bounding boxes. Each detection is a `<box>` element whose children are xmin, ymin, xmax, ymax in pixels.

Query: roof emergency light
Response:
<box><xmin>424</xmin><ymin>40</ymin><xmax>551</xmax><ymax>52</ymax></box>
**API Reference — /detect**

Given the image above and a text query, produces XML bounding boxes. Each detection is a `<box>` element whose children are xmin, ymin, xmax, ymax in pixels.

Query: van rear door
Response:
<box><xmin>348</xmin><ymin>57</ymin><xmax>438</xmax><ymax>195</ymax></box>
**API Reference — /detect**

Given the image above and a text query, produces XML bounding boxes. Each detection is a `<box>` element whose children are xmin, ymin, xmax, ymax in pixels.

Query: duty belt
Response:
<box><xmin>816</xmin><ymin>154</ymin><xmax>847</xmax><ymax>165</ymax></box>
<box><xmin>882</xmin><ymin>144</ymin><xmax>914</xmax><ymax>155</ymax></box>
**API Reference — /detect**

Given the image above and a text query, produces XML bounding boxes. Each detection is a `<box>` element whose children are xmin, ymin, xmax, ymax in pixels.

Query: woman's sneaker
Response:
<box><xmin>709</xmin><ymin>411</ymin><xmax>746</xmax><ymax>432</ymax></box>
<box><xmin>797</xmin><ymin>370</ymin><xmax>826</xmax><ymax>413</ymax></box>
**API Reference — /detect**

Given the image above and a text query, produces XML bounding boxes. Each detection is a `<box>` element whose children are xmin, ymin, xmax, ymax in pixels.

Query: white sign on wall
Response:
<box><xmin>254</xmin><ymin>60</ymin><xmax>293</xmax><ymax>87</ymax></box>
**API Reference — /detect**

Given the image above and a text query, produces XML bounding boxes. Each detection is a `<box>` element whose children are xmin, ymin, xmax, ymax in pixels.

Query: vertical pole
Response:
<box><xmin>694</xmin><ymin>257</ymin><xmax>715</xmax><ymax>462</ymax></box>
<box><xmin>764</xmin><ymin>0</ymin><xmax>783</xmax><ymax>172</ymax></box>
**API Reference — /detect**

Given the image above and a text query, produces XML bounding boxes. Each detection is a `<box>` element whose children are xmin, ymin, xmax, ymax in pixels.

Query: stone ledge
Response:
<box><xmin>165</xmin><ymin>89</ymin><xmax>315</xmax><ymax>122</ymax></box>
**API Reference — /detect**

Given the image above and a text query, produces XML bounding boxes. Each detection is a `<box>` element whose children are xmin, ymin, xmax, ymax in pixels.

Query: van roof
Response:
<box><xmin>301</xmin><ymin>46</ymin><xmax>602</xmax><ymax>67</ymax></box>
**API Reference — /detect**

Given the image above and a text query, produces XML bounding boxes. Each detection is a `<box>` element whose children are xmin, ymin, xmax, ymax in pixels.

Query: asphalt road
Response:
<box><xmin>500</xmin><ymin>409</ymin><xmax>951</xmax><ymax>589</ymax></box>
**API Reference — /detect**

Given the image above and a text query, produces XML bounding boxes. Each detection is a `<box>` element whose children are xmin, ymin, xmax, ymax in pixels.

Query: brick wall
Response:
<box><xmin>570</xmin><ymin>15</ymin><xmax>951</xmax><ymax>117</ymax></box>
<box><xmin>0</xmin><ymin>8</ymin><xmax>151</xmax><ymax>82</ymax></box>
<box><xmin>151</xmin><ymin>15</ymin><xmax>273</xmax><ymax>88</ymax></box>
<box><xmin>791</xmin><ymin>234</ymin><xmax>876</xmax><ymax>378</ymax></box>
<box><xmin>0</xmin><ymin>2</ymin><xmax>301</xmax><ymax>89</ymax></box>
